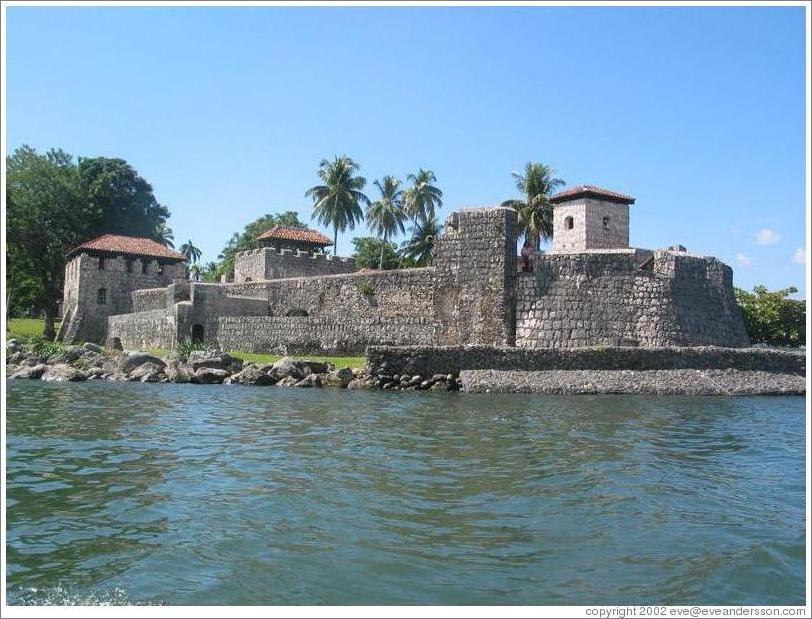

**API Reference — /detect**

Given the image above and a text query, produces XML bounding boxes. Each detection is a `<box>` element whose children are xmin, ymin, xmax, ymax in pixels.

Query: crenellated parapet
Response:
<box><xmin>233</xmin><ymin>246</ymin><xmax>356</xmax><ymax>283</ymax></box>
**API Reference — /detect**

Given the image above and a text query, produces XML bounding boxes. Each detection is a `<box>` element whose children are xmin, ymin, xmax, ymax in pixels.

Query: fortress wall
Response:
<box><xmin>515</xmin><ymin>251</ymin><xmax>749</xmax><ymax>348</ymax></box>
<box><xmin>217</xmin><ymin>315</ymin><xmax>439</xmax><ymax>355</ymax></box>
<box><xmin>366</xmin><ymin>345</ymin><xmax>804</xmax><ymax>378</ymax></box>
<box><xmin>108</xmin><ymin>309</ymin><xmax>178</xmax><ymax>350</ymax></box>
<box><xmin>233</xmin><ymin>247</ymin><xmax>356</xmax><ymax>283</ymax></box>
<box><xmin>132</xmin><ymin>288</ymin><xmax>170</xmax><ymax>312</ymax></box>
<box><xmin>60</xmin><ymin>253</ymin><xmax>185</xmax><ymax>344</ymax></box>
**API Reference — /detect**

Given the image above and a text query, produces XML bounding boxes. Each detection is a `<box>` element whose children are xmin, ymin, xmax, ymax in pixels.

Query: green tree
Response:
<box><xmin>401</xmin><ymin>213</ymin><xmax>441</xmax><ymax>267</ymax></box>
<box><xmin>734</xmin><ymin>285</ymin><xmax>806</xmax><ymax>347</ymax></box>
<box><xmin>180</xmin><ymin>240</ymin><xmax>202</xmax><ymax>264</ymax></box>
<box><xmin>210</xmin><ymin>211</ymin><xmax>305</xmax><ymax>281</ymax></box>
<box><xmin>501</xmin><ymin>162</ymin><xmax>565</xmax><ymax>249</ymax></box>
<box><xmin>6</xmin><ymin>146</ymin><xmax>92</xmax><ymax>338</ymax></box>
<box><xmin>367</xmin><ymin>176</ymin><xmax>408</xmax><ymax>269</ymax></box>
<box><xmin>306</xmin><ymin>156</ymin><xmax>369</xmax><ymax>255</ymax></box>
<box><xmin>352</xmin><ymin>237</ymin><xmax>403</xmax><ymax>270</ymax></box>
<box><xmin>404</xmin><ymin>169</ymin><xmax>443</xmax><ymax>222</ymax></box>
<box><xmin>78</xmin><ymin>157</ymin><xmax>171</xmax><ymax>240</ymax></box>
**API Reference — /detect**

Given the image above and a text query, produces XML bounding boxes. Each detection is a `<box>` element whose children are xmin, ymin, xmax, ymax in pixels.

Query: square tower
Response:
<box><xmin>550</xmin><ymin>185</ymin><xmax>635</xmax><ymax>252</ymax></box>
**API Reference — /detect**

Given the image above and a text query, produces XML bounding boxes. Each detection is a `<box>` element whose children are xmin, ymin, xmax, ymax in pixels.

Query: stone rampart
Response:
<box><xmin>515</xmin><ymin>250</ymin><xmax>749</xmax><ymax>348</ymax></box>
<box><xmin>107</xmin><ymin>309</ymin><xmax>178</xmax><ymax>350</ymax></box>
<box><xmin>233</xmin><ymin>247</ymin><xmax>356</xmax><ymax>283</ymax></box>
<box><xmin>365</xmin><ymin>345</ymin><xmax>805</xmax><ymax>378</ymax></box>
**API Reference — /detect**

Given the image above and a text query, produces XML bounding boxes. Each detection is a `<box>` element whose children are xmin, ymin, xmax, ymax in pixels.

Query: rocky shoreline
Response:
<box><xmin>5</xmin><ymin>340</ymin><xmax>459</xmax><ymax>392</ymax></box>
<box><xmin>6</xmin><ymin>340</ymin><xmax>805</xmax><ymax>396</ymax></box>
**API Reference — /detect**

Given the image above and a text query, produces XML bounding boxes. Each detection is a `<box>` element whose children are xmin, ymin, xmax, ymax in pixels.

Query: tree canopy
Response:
<box><xmin>502</xmin><ymin>162</ymin><xmax>564</xmax><ymax>249</ymax></box>
<box><xmin>734</xmin><ymin>285</ymin><xmax>806</xmax><ymax>348</ymax></box>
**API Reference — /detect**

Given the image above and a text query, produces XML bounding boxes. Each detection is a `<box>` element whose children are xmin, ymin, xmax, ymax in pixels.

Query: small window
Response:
<box><xmin>126</xmin><ymin>259</ymin><xmax>133</xmax><ymax>273</ymax></box>
<box><xmin>98</xmin><ymin>257</ymin><xmax>105</xmax><ymax>270</ymax></box>
<box><xmin>245</xmin><ymin>277</ymin><xmax>253</xmax><ymax>282</ymax></box>
<box><xmin>97</xmin><ymin>288</ymin><xmax>107</xmax><ymax>305</ymax></box>
<box><xmin>142</xmin><ymin>261</ymin><xmax>148</xmax><ymax>274</ymax></box>
<box><xmin>157</xmin><ymin>262</ymin><xmax>165</xmax><ymax>275</ymax></box>
<box><xmin>565</xmin><ymin>216</ymin><xmax>574</xmax><ymax>230</ymax></box>
<box><xmin>286</xmin><ymin>309</ymin><xmax>308</xmax><ymax>317</ymax></box>
<box><xmin>603</xmin><ymin>216</ymin><xmax>611</xmax><ymax>228</ymax></box>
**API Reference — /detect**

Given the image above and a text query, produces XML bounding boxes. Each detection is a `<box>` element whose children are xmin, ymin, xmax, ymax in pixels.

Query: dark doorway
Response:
<box><xmin>191</xmin><ymin>324</ymin><xmax>205</xmax><ymax>344</ymax></box>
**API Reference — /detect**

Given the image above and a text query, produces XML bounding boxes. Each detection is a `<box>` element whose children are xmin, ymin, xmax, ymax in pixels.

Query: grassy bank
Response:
<box><xmin>148</xmin><ymin>349</ymin><xmax>365</xmax><ymax>370</ymax></box>
<box><xmin>7</xmin><ymin>318</ymin><xmax>61</xmax><ymax>340</ymax></box>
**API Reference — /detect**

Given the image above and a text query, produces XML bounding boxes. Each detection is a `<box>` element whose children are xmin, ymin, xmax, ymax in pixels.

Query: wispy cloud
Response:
<box><xmin>755</xmin><ymin>228</ymin><xmax>781</xmax><ymax>246</ymax></box>
<box><xmin>793</xmin><ymin>248</ymin><xmax>806</xmax><ymax>265</ymax></box>
<box><xmin>736</xmin><ymin>253</ymin><xmax>753</xmax><ymax>268</ymax></box>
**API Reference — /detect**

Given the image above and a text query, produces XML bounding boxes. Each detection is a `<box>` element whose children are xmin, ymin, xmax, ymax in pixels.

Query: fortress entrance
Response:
<box><xmin>191</xmin><ymin>324</ymin><xmax>205</xmax><ymax>344</ymax></box>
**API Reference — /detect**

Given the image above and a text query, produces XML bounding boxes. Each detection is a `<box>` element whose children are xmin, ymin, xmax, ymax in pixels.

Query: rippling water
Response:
<box><xmin>5</xmin><ymin>381</ymin><xmax>806</xmax><ymax>605</ymax></box>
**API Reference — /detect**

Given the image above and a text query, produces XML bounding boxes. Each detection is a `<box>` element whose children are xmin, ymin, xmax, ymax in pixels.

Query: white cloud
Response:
<box><xmin>793</xmin><ymin>248</ymin><xmax>806</xmax><ymax>265</ymax></box>
<box><xmin>755</xmin><ymin>228</ymin><xmax>781</xmax><ymax>246</ymax></box>
<box><xmin>736</xmin><ymin>253</ymin><xmax>753</xmax><ymax>268</ymax></box>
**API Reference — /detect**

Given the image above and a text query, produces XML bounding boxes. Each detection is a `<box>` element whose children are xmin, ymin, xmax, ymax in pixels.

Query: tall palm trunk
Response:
<box><xmin>333</xmin><ymin>225</ymin><xmax>338</xmax><ymax>256</ymax></box>
<box><xmin>379</xmin><ymin>235</ymin><xmax>386</xmax><ymax>270</ymax></box>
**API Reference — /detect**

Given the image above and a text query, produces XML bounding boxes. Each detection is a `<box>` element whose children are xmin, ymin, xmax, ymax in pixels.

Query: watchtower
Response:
<box><xmin>550</xmin><ymin>185</ymin><xmax>636</xmax><ymax>252</ymax></box>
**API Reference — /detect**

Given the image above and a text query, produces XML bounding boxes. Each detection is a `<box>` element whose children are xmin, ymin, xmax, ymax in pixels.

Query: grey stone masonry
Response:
<box><xmin>552</xmin><ymin>198</ymin><xmax>630</xmax><ymax>252</ymax></box>
<box><xmin>515</xmin><ymin>249</ymin><xmax>749</xmax><ymax>348</ymax></box>
<box><xmin>233</xmin><ymin>246</ymin><xmax>356</xmax><ymax>283</ymax></box>
<box><xmin>59</xmin><ymin>252</ymin><xmax>185</xmax><ymax>344</ymax></box>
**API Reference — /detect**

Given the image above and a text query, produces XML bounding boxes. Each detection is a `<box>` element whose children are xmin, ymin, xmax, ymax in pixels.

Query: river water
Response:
<box><xmin>5</xmin><ymin>381</ymin><xmax>806</xmax><ymax>605</ymax></box>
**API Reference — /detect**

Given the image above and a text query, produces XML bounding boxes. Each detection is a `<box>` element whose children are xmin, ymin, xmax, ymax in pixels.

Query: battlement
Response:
<box><xmin>233</xmin><ymin>246</ymin><xmax>357</xmax><ymax>283</ymax></box>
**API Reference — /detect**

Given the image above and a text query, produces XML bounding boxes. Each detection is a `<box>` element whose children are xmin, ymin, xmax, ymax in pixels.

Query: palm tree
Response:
<box><xmin>501</xmin><ymin>162</ymin><xmax>564</xmax><ymax>249</ymax></box>
<box><xmin>401</xmin><ymin>213</ymin><xmax>441</xmax><ymax>267</ymax></box>
<box><xmin>404</xmin><ymin>169</ymin><xmax>443</xmax><ymax>222</ymax></box>
<box><xmin>305</xmin><ymin>156</ymin><xmax>369</xmax><ymax>255</ymax></box>
<box><xmin>179</xmin><ymin>240</ymin><xmax>202</xmax><ymax>264</ymax></box>
<box><xmin>367</xmin><ymin>175</ymin><xmax>408</xmax><ymax>270</ymax></box>
<box><xmin>155</xmin><ymin>223</ymin><xmax>175</xmax><ymax>248</ymax></box>
<box><xmin>189</xmin><ymin>264</ymin><xmax>201</xmax><ymax>282</ymax></box>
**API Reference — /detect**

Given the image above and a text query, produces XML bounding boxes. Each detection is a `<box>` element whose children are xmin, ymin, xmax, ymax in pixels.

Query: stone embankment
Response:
<box><xmin>5</xmin><ymin>340</ymin><xmax>457</xmax><ymax>392</ymax></box>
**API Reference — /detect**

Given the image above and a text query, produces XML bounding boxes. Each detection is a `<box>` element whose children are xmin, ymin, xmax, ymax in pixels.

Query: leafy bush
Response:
<box><xmin>174</xmin><ymin>339</ymin><xmax>218</xmax><ymax>362</ymax></box>
<box><xmin>28</xmin><ymin>337</ymin><xmax>65</xmax><ymax>359</ymax></box>
<box><xmin>357</xmin><ymin>279</ymin><xmax>375</xmax><ymax>298</ymax></box>
<box><xmin>735</xmin><ymin>285</ymin><xmax>806</xmax><ymax>348</ymax></box>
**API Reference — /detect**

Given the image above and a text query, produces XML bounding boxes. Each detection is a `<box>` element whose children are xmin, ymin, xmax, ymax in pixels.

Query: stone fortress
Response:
<box><xmin>58</xmin><ymin>185</ymin><xmax>750</xmax><ymax>353</ymax></box>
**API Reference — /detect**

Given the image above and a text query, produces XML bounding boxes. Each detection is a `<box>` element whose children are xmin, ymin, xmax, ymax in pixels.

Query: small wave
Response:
<box><xmin>8</xmin><ymin>585</ymin><xmax>162</xmax><ymax>606</ymax></box>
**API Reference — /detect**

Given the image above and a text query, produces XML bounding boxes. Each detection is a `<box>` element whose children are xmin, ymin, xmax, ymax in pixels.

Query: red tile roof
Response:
<box><xmin>550</xmin><ymin>185</ymin><xmax>636</xmax><ymax>205</ymax></box>
<box><xmin>69</xmin><ymin>234</ymin><xmax>185</xmax><ymax>261</ymax></box>
<box><xmin>257</xmin><ymin>225</ymin><xmax>333</xmax><ymax>246</ymax></box>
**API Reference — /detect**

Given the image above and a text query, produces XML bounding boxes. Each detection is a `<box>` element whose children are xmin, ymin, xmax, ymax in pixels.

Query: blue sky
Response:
<box><xmin>5</xmin><ymin>5</ymin><xmax>808</xmax><ymax>295</ymax></box>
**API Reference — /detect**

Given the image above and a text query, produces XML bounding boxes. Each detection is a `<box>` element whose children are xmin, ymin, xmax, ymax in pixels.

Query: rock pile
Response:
<box><xmin>5</xmin><ymin>340</ymin><xmax>459</xmax><ymax>391</ymax></box>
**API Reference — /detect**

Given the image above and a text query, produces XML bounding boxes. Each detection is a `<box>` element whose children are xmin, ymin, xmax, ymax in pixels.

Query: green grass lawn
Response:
<box><xmin>7</xmin><ymin>317</ymin><xmax>61</xmax><ymax>340</ymax></box>
<box><xmin>148</xmin><ymin>348</ymin><xmax>365</xmax><ymax>369</ymax></box>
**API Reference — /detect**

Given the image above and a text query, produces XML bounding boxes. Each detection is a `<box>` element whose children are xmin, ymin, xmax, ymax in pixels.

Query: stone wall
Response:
<box><xmin>107</xmin><ymin>309</ymin><xmax>178</xmax><ymax>350</ymax></box>
<box><xmin>132</xmin><ymin>288</ymin><xmax>169</xmax><ymax>312</ymax></box>
<box><xmin>233</xmin><ymin>247</ymin><xmax>356</xmax><ymax>283</ymax></box>
<box><xmin>366</xmin><ymin>345</ymin><xmax>805</xmax><ymax>378</ymax></box>
<box><xmin>552</xmin><ymin>199</ymin><xmax>630</xmax><ymax>252</ymax></box>
<box><xmin>515</xmin><ymin>249</ymin><xmax>749</xmax><ymax>348</ymax></box>
<box><xmin>58</xmin><ymin>253</ymin><xmax>186</xmax><ymax>344</ymax></box>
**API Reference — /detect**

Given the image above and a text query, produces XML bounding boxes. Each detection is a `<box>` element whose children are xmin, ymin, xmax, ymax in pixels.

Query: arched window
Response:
<box><xmin>97</xmin><ymin>288</ymin><xmax>107</xmax><ymax>305</ymax></box>
<box><xmin>565</xmin><ymin>216</ymin><xmax>574</xmax><ymax>230</ymax></box>
<box><xmin>245</xmin><ymin>277</ymin><xmax>253</xmax><ymax>282</ymax></box>
<box><xmin>603</xmin><ymin>216</ymin><xmax>611</xmax><ymax>228</ymax></box>
<box><xmin>286</xmin><ymin>309</ymin><xmax>308</xmax><ymax>317</ymax></box>
<box><xmin>98</xmin><ymin>257</ymin><xmax>105</xmax><ymax>270</ymax></box>
<box><xmin>191</xmin><ymin>324</ymin><xmax>205</xmax><ymax>344</ymax></box>
<box><xmin>141</xmin><ymin>261</ymin><xmax>148</xmax><ymax>274</ymax></box>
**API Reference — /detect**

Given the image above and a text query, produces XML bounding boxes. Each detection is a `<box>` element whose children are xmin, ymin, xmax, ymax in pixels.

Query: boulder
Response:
<box><xmin>322</xmin><ymin>367</ymin><xmax>353</xmax><ymax>388</ymax></box>
<box><xmin>106</xmin><ymin>337</ymin><xmax>124</xmax><ymax>351</ymax></box>
<box><xmin>42</xmin><ymin>364</ymin><xmax>86</xmax><ymax>382</ymax></box>
<box><xmin>129</xmin><ymin>362</ymin><xmax>165</xmax><ymax>383</ymax></box>
<box><xmin>118</xmin><ymin>352</ymin><xmax>166</xmax><ymax>373</ymax></box>
<box><xmin>192</xmin><ymin>367</ymin><xmax>230</xmax><ymax>384</ymax></box>
<box><xmin>47</xmin><ymin>346</ymin><xmax>84</xmax><ymax>365</ymax></box>
<box><xmin>230</xmin><ymin>364</ymin><xmax>276</xmax><ymax>386</ymax></box>
<box><xmin>346</xmin><ymin>378</ymin><xmax>370</xmax><ymax>390</ymax></box>
<box><xmin>294</xmin><ymin>373</ymin><xmax>322</xmax><ymax>388</ymax></box>
<box><xmin>269</xmin><ymin>357</ymin><xmax>306</xmax><ymax>380</ymax></box>
<box><xmin>276</xmin><ymin>376</ymin><xmax>300</xmax><ymax>387</ymax></box>
<box><xmin>11</xmin><ymin>364</ymin><xmax>47</xmax><ymax>380</ymax></box>
<box><xmin>74</xmin><ymin>351</ymin><xmax>107</xmax><ymax>369</ymax></box>
<box><xmin>300</xmin><ymin>360</ymin><xmax>332</xmax><ymax>375</ymax></box>
<box><xmin>165</xmin><ymin>359</ymin><xmax>194</xmax><ymax>383</ymax></box>
<box><xmin>6</xmin><ymin>339</ymin><xmax>23</xmax><ymax>354</ymax></box>
<box><xmin>83</xmin><ymin>342</ymin><xmax>104</xmax><ymax>354</ymax></box>
<box><xmin>22</xmin><ymin>355</ymin><xmax>45</xmax><ymax>367</ymax></box>
<box><xmin>7</xmin><ymin>351</ymin><xmax>25</xmax><ymax>365</ymax></box>
<box><xmin>188</xmin><ymin>350</ymin><xmax>242</xmax><ymax>373</ymax></box>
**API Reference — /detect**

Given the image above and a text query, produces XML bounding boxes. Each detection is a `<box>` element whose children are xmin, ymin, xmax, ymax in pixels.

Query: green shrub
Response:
<box><xmin>357</xmin><ymin>280</ymin><xmax>375</xmax><ymax>298</ymax></box>
<box><xmin>735</xmin><ymin>285</ymin><xmax>806</xmax><ymax>348</ymax></box>
<box><xmin>28</xmin><ymin>337</ymin><xmax>65</xmax><ymax>359</ymax></box>
<box><xmin>174</xmin><ymin>339</ymin><xmax>216</xmax><ymax>362</ymax></box>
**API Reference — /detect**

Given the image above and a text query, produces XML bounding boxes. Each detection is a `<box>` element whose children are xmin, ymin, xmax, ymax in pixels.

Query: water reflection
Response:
<box><xmin>6</xmin><ymin>382</ymin><xmax>805</xmax><ymax>605</ymax></box>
